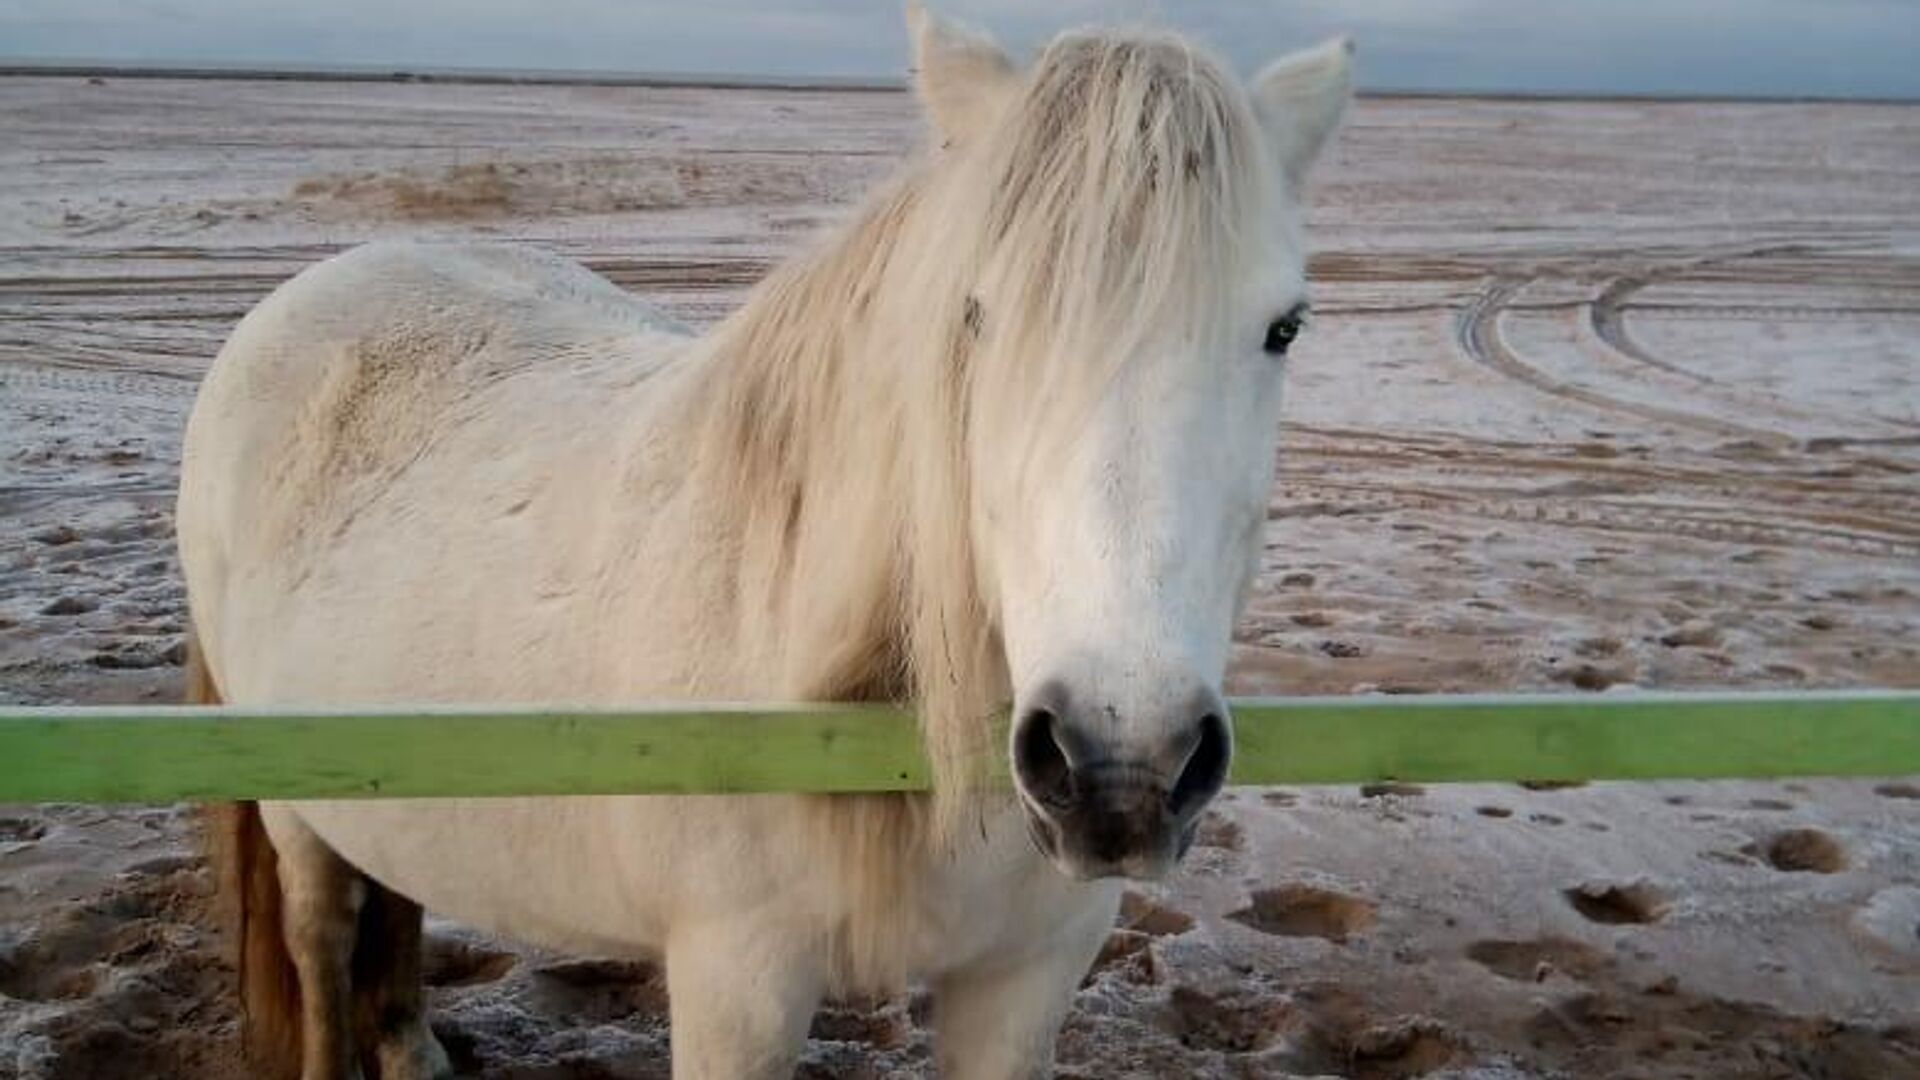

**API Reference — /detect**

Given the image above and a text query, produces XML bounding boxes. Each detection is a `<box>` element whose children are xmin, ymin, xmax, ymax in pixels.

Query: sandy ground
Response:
<box><xmin>2</xmin><ymin>75</ymin><xmax>1918</xmax><ymax>1078</ymax></box>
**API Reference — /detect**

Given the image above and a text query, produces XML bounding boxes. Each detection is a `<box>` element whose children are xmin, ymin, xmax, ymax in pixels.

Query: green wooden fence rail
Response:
<box><xmin>0</xmin><ymin>691</ymin><xmax>1915</xmax><ymax>803</ymax></box>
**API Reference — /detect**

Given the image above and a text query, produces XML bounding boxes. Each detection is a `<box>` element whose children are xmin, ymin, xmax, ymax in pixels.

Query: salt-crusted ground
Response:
<box><xmin>1</xmin><ymin>75</ymin><xmax>1917</xmax><ymax>1078</ymax></box>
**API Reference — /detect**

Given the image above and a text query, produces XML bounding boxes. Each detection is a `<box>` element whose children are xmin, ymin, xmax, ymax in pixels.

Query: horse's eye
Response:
<box><xmin>1263</xmin><ymin>305</ymin><xmax>1309</xmax><ymax>356</ymax></box>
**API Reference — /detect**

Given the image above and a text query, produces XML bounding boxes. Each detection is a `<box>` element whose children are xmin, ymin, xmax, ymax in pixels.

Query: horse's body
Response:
<box><xmin>184</xmin><ymin>243</ymin><xmax>1106</xmax><ymax>1077</ymax></box>
<box><xmin>180</xmin><ymin>9</ymin><xmax>1351</xmax><ymax>1078</ymax></box>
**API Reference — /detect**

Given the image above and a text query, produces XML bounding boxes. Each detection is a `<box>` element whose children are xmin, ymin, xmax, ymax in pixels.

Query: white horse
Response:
<box><xmin>178</xmin><ymin>7</ymin><xmax>1351</xmax><ymax>1078</ymax></box>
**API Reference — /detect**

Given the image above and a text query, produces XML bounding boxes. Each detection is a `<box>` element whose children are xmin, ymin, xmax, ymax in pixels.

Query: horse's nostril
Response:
<box><xmin>1013</xmin><ymin>707</ymin><xmax>1077</xmax><ymax>810</ymax></box>
<box><xmin>1168</xmin><ymin>712</ymin><xmax>1231</xmax><ymax>817</ymax></box>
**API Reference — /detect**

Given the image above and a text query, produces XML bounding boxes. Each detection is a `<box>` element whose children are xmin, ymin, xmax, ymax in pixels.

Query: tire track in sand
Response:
<box><xmin>1456</xmin><ymin>277</ymin><xmax>1791</xmax><ymax>446</ymax></box>
<box><xmin>1591</xmin><ymin>274</ymin><xmax>1920</xmax><ymax>434</ymax></box>
<box><xmin>1275</xmin><ymin>424</ymin><xmax>1920</xmax><ymax>559</ymax></box>
<box><xmin>1272</xmin><ymin>475</ymin><xmax>1920</xmax><ymax>558</ymax></box>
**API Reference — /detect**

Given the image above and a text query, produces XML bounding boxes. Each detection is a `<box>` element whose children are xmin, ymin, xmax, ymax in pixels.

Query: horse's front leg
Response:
<box><xmin>933</xmin><ymin>896</ymin><xmax>1115</xmax><ymax>1080</ymax></box>
<box><xmin>665</xmin><ymin>922</ymin><xmax>823</xmax><ymax>1080</ymax></box>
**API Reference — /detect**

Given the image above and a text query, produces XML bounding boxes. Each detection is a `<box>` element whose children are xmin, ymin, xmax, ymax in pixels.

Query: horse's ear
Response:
<box><xmin>1250</xmin><ymin>37</ymin><xmax>1354</xmax><ymax>188</ymax></box>
<box><xmin>907</xmin><ymin>1</ymin><xmax>1018</xmax><ymax>146</ymax></box>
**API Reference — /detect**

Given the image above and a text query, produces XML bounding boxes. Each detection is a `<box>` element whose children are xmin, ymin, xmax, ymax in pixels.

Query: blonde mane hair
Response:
<box><xmin>694</xmin><ymin>28</ymin><xmax>1277</xmax><ymax>843</ymax></box>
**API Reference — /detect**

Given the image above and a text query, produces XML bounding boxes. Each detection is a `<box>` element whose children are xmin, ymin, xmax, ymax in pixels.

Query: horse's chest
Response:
<box><xmin>893</xmin><ymin>831</ymin><xmax>1121</xmax><ymax>979</ymax></box>
<box><xmin>288</xmin><ymin>797</ymin><xmax>1114</xmax><ymax>991</ymax></box>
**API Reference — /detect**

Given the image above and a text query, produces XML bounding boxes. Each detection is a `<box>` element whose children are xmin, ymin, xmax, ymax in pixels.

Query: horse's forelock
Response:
<box><xmin>969</xmin><ymin>31</ymin><xmax>1270</xmax><ymax>364</ymax></box>
<box><xmin>926</xmin><ymin>29</ymin><xmax>1277</xmax><ymax>523</ymax></box>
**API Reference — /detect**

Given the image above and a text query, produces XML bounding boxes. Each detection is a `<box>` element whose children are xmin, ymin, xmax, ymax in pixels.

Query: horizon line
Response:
<box><xmin>2</xmin><ymin>58</ymin><xmax>1916</xmax><ymax>107</ymax></box>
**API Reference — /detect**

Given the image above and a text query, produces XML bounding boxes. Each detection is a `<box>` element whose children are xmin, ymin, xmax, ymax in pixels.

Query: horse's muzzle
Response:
<box><xmin>1009</xmin><ymin>682</ymin><xmax>1231</xmax><ymax>880</ymax></box>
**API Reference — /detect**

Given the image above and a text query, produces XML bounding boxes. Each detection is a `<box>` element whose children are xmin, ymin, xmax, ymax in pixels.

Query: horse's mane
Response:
<box><xmin>692</xmin><ymin>28</ymin><xmax>1273</xmax><ymax>842</ymax></box>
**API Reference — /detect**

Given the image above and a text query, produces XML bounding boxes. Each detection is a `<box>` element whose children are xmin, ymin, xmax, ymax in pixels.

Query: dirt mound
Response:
<box><xmin>286</xmin><ymin>153</ymin><xmax>883</xmax><ymax>222</ymax></box>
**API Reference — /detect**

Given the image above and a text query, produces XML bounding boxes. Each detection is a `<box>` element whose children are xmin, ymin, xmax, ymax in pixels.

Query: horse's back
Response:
<box><xmin>186</xmin><ymin>242</ymin><xmax>682</xmax><ymax>475</ymax></box>
<box><xmin>178</xmin><ymin>240</ymin><xmax>691</xmax><ymax>701</ymax></box>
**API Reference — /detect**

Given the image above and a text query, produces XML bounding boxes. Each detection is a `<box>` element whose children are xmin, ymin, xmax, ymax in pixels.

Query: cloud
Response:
<box><xmin>0</xmin><ymin>0</ymin><xmax>1914</xmax><ymax>96</ymax></box>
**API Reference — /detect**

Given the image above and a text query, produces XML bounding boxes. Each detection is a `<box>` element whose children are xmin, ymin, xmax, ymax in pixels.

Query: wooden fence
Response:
<box><xmin>1</xmin><ymin>690</ymin><xmax>1915</xmax><ymax>801</ymax></box>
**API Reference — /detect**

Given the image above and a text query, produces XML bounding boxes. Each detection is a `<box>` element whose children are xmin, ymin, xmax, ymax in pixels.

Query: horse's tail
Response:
<box><xmin>193</xmin><ymin>630</ymin><xmax>303</xmax><ymax>1080</ymax></box>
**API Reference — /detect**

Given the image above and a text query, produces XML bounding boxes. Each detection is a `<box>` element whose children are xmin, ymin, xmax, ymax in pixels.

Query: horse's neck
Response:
<box><xmin>683</xmin><ymin>223</ymin><xmax>919</xmax><ymax>702</ymax></box>
<box><xmin>671</xmin><ymin>173</ymin><xmax>1013</xmax><ymax>831</ymax></box>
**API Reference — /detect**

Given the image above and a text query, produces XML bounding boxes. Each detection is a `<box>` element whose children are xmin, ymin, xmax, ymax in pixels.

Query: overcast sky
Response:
<box><xmin>3</xmin><ymin>0</ymin><xmax>1917</xmax><ymax>99</ymax></box>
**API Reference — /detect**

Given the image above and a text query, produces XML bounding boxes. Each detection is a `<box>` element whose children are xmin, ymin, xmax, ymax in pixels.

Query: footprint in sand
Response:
<box><xmin>1167</xmin><ymin>982</ymin><xmax>1468</xmax><ymax>1073</ymax></box>
<box><xmin>1281</xmin><ymin>986</ymin><xmax>1469</xmax><ymax>1076</ymax></box>
<box><xmin>1762</xmin><ymin>828</ymin><xmax>1848</xmax><ymax>874</ymax></box>
<box><xmin>1191</xmin><ymin>811</ymin><xmax>1245</xmax><ymax>852</ymax></box>
<box><xmin>1161</xmin><ymin>984</ymin><xmax>1291</xmax><ymax>1053</ymax></box>
<box><xmin>0</xmin><ymin>814</ymin><xmax>49</xmax><ymax>845</ymax></box>
<box><xmin>1319</xmin><ymin>1014</ymin><xmax>1466</xmax><ymax>1077</ymax></box>
<box><xmin>1549</xmin><ymin>661</ymin><xmax>1621</xmax><ymax>691</ymax></box>
<box><xmin>1466</xmin><ymin>937</ymin><xmax>1609</xmax><ymax>983</ymax></box>
<box><xmin>1087</xmin><ymin>929</ymin><xmax>1156</xmax><ymax>984</ymax></box>
<box><xmin>0</xmin><ymin>931</ymin><xmax>102</xmax><ymax>1002</ymax></box>
<box><xmin>1119</xmin><ymin>891</ymin><xmax>1197</xmax><ymax>937</ymax></box>
<box><xmin>39</xmin><ymin>594</ymin><xmax>99</xmax><ymax>616</ymax></box>
<box><xmin>1087</xmin><ymin>893</ymin><xmax>1195</xmax><ymax>985</ymax></box>
<box><xmin>1228</xmin><ymin>885</ymin><xmax>1376</xmax><ymax>944</ymax></box>
<box><xmin>1563</xmin><ymin>882</ymin><xmax>1668</xmax><ymax>925</ymax></box>
<box><xmin>0</xmin><ymin>877</ymin><xmax>179</xmax><ymax>1003</ymax></box>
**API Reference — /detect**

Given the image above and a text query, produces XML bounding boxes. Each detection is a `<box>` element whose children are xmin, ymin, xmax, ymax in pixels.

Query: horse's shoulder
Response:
<box><xmin>195</xmin><ymin>240</ymin><xmax>662</xmax><ymax>537</ymax></box>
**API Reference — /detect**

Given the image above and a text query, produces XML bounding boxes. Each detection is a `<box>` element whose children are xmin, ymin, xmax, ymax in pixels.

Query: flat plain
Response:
<box><xmin>1</xmin><ymin>75</ymin><xmax>1917</xmax><ymax>1078</ymax></box>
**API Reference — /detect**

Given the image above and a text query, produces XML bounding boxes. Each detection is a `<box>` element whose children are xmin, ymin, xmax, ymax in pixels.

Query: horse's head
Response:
<box><xmin>906</xmin><ymin>6</ymin><xmax>1351</xmax><ymax>880</ymax></box>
